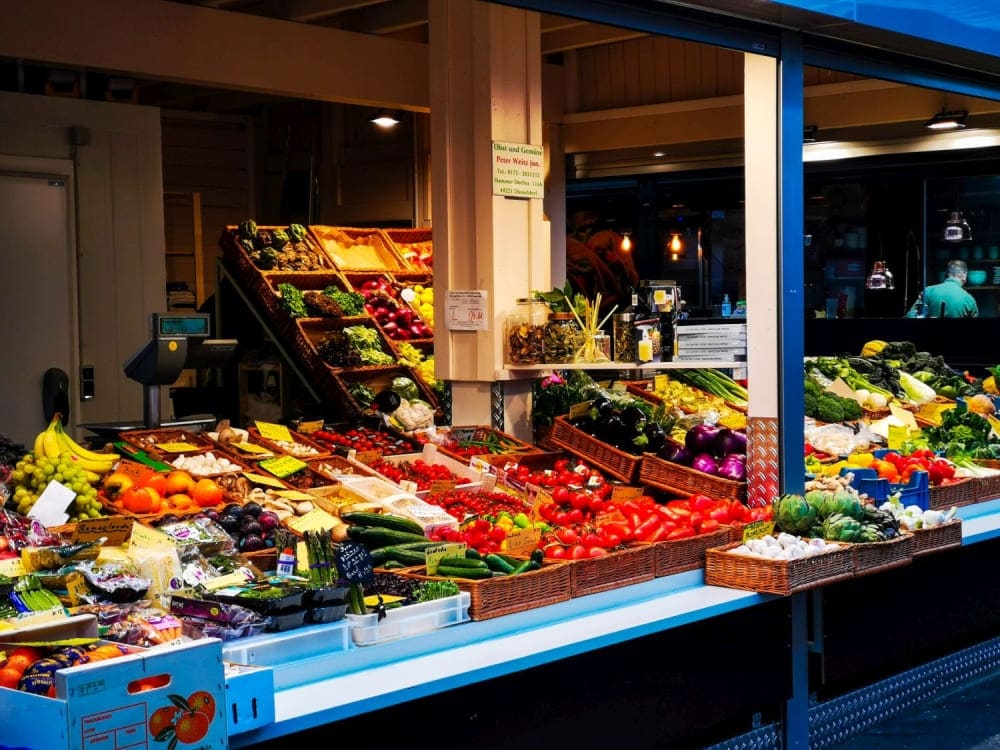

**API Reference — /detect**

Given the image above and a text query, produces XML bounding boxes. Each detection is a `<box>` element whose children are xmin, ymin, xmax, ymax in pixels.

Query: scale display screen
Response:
<box><xmin>156</xmin><ymin>314</ymin><xmax>209</xmax><ymax>338</ymax></box>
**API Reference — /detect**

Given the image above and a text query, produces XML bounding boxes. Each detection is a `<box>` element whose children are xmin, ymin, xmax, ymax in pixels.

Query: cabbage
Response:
<box><xmin>899</xmin><ymin>371</ymin><xmax>936</xmax><ymax>406</ymax></box>
<box><xmin>391</xmin><ymin>377</ymin><xmax>420</xmax><ymax>402</ymax></box>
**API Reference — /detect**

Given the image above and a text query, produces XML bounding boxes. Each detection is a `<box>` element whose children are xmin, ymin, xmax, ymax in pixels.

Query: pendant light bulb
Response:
<box><xmin>620</xmin><ymin>232</ymin><xmax>632</xmax><ymax>252</ymax></box>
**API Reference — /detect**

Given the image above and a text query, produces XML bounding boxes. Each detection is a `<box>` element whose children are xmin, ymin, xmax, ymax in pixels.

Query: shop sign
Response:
<box><xmin>445</xmin><ymin>290</ymin><xmax>488</xmax><ymax>331</ymax></box>
<box><xmin>492</xmin><ymin>141</ymin><xmax>544</xmax><ymax>199</ymax></box>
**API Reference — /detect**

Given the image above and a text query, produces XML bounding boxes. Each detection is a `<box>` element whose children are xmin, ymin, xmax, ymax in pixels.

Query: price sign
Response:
<box><xmin>504</xmin><ymin>526</ymin><xmax>541</xmax><ymax>554</ymax></box>
<box><xmin>0</xmin><ymin>557</ymin><xmax>26</xmax><ymax>577</ymax></box>
<box><xmin>273</xmin><ymin>489</ymin><xmax>316</xmax><ymax>502</ymax></box>
<box><xmin>65</xmin><ymin>572</ymin><xmax>90</xmax><ymax>607</ymax></box>
<box><xmin>531</xmin><ymin>488</ymin><xmax>554</xmax><ymax>521</ymax></box>
<box><xmin>116</xmin><ymin>460</ymin><xmax>155</xmax><ymax>486</ymax></box>
<box><xmin>887</xmin><ymin>424</ymin><xmax>909</xmax><ymax>451</ymax></box>
<box><xmin>255</xmin><ymin>421</ymin><xmax>293</xmax><ymax>443</ymax></box>
<box><xmin>449</xmin><ymin>427</ymin><xmax>477</xmax><ymax>443</ymax></box>
<box><xmin>72</xmin><ymin>516</ymin><xmax>133</xmax><ymax>546</ymax></box>
<box><xmin>610</xmin><ymin>485</ymin><xmax>643</xmax><ymax>502</ymax></box>
<box><xmin>155</xmin><ymin>442</ymin><xmax>201</xmax><ymax>453</ymax></box>
<box><xmin>233</xmin><ymin>441</ymin><xmax>273</xmax><ymax>456</ymax></box>
<box><xmin>610</xmin><ymin>381</ymin><xmax>628</xmax><ymax>393</ymax></box>
<box><xmin>429</xmin><ymin>479</ymin><xmax>457</xmax><ymax>494</ymax></box>
<box><xmin>242</xmin><ymin>472</ymin><xmax>287</xmax><ymax>489</ymax></box>
<box><xmin>259</xmin><ymin>455</ymin><xmax>308</xmax><ymax>478</ymax></box>
<box><xmin>594</xmin><ymin>509</ymin><xmax>629</xmax><ymax>528</ymax></box>
<box><xmin>444</xmin><ymin>289</ymin><xmax>488</xmax><ymax>331</ymax></box>
<box><xmin>28</xmin><ymin>481</ymin><xmax>75</xmax><ymax>527</ymax></box>
<box><xmin>568</xmin><ymin>400</ymin><xmax>593</xmax><ymax>420</ymax></box>
<box><xmin>653</xmin><ymin>374</ymin><xmax>670</xmax><ymax>392</ymax></box>
<box><xmin>354</xmin><ymin>450</ymin><xmax>382</xmax><ymax>465</ymax></box>
<box><xmin>424</xmin><ymin>542</ymin><xmax>467</xmax><ymax>575</ymax></box>
<box><xmin>129</xmin><ymin>522</ymin><xmax>175</xmax><ymax>552</ymax></box>
<box><xmin>742</xmin><ymin>520</ymin><xmax>775</xmax><ymax>543</ymax></box>
<box><xmin>297</xmin><ymin>419</ymin><xmax>324</xmax><ymax>435</ymax></box>
<box><xmin>334</xmin><ymin>541</ymin><xmax>375</xmax><ymax>584</ymax></box>
<box><xmin>286</xmin><ymin>509</ymin><xmax>339</xmax><ymax>534</ymax></box>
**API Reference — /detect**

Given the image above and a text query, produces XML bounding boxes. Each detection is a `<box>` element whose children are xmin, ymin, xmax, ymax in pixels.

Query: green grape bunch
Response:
<box><xmin>11</xmin><ymin>452</ymin><xmax>104</xmax><ymax>522</ymax></box>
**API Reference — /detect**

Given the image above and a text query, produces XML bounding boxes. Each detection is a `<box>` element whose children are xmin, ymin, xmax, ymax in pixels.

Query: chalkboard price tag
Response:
<box><xmin>334</xmin><ymin>541</ymin><xmax>375</xmax><ymax>584</ymax></box>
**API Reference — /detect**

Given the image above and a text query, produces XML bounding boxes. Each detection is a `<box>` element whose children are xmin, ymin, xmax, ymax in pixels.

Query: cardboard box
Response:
<box><xmin>0</xmin><ymin>639</ymin><xmax>227</xmax><ymax>750</ymax></box>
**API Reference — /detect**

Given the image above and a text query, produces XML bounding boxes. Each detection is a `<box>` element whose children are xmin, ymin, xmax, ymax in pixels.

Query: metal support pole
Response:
<box><xmin>786</xmin><ymin>592</ymin><xmax>810</xmax><ymax>749</ymax></box>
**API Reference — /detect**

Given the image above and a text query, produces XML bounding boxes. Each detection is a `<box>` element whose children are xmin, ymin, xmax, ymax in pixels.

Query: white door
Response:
<box><xmin>0</xmin><ymin>159</ymin><xmax>77</xmax><ymax>448</ymax></box>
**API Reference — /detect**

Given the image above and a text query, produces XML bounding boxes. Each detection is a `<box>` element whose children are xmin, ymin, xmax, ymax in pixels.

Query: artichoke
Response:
<box><xmin>270</xmin><ymin>228</ymin><xmax>289</xmax><ymax>248</ymax></box>
<box><xmin>288</xmin><ymin>224</ymin><xmax>308</xmax><ymax>242</ymax></box>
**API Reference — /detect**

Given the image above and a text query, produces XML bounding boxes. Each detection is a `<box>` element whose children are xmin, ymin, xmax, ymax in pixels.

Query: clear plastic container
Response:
<box><xmin>504</xmin><ymin>297</ymin><xmax>547</xmax><ymax>365</ymax></box>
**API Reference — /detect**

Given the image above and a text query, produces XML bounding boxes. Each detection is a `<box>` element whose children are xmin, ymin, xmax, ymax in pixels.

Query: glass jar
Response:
<box><xmin>575</xmin><ymin>332</ymin><xmax>611</xmax><ymax>363</ymax></box>
<box><xmin>504</xmin><ymin>297</ymin><xmax>547</xmax><ymax>365</ymax></box>
<box><xmin>612</xmin><ymin>311</ymin><xmax>636</xmax><ymax>363</ymax></box>
<box><xmin>543</xmin><ymin>312</ymin><xmax>582</xmax><ymax>364</ymax></box>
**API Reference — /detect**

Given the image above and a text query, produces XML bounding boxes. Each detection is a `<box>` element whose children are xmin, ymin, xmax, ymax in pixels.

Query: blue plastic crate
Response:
<box><xmin>840</xmin><ymin>466</ymin><xmax>930</xmax><ymax>510</ymax></box>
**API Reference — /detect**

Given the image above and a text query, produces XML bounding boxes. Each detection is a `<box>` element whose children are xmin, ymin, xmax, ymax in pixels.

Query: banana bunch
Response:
<box><xmin>33</xmin><ymin>415</ymin><xmax>119</xmax><ymax>475</ymax></box>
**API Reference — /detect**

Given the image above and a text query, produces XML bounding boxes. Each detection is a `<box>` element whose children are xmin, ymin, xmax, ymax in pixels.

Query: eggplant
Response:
<box><xmin>621</xmin><ymin>405</ymin><xmax>647</xmax><ymax>429</ymax></box>
<box><xmin>713</xmin><ymin>428</ymin><xmax>747</xmax><ymax>456</ymax></box>
<box><xmin>643</xmin><ymin>422</ymin><xmax>667</xmax><ymax>453</ymax></box>
<box><xmin>691</xmin><ymin>452</ymin><xmax>719</xmax><ymax>476</ymax></box>
<box><xmin>685</xmin><ymin>423</ymin><xmax>722</xmax><ymax>455</ymax></box>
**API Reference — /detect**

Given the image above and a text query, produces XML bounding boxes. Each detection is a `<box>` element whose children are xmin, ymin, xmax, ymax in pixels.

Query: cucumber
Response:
<box><xmin>382</xmin><ymin>560</ymin><xmax>406</xmax><ymax>570</ymax></box>
<box><xmin>465</xmin><ymin>548</ymin><xmax>483</xmax><ymax>560</ymax></box>
<box><xmin>436</xmin><ymin>556</ymin><xmax>489</xmax><ymax>569</ymax></box>
<box><xmin>341</xmin><ymin>511</ymin><xmax>425</xmax><ymax>536</ymax></box>
<box><xmin>484</xmin><ymin>554</ymin><xmax>516</xmax><ymax>574</ymax></box>
<box><xmin>381</xmin><ymin>547</ymin><xmax>430</xmax><ymax>566</ymax></box>
<box><xmin>511</xmin><ymin>559</ymin><xmax>541</xmax><ymax>575</ymax></box>
<box><xmin>370</xmin><ymin>548</ymin><xmax>387</xmax><ymax>566</ymax></box>
<box><xmin>435</xmin><ymin>565</ymin><xmax>493</xmax><ymax>580</ymax></box>
<box><xmin>346</xmin><ymin>525</ymin><xmax>429</xmax><ymax>549</ymax></box>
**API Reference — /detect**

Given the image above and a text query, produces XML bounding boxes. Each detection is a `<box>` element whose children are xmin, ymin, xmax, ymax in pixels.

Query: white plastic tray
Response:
<box><xmin>345</xmin><ymin>592</ymin><xmax>471</xmax><ymax>645</ymax></box>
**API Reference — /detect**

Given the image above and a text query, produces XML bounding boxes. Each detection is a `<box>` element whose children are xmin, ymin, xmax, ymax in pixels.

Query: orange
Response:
<box><xmin>120</xmin><ymin>487</ymin><xmax>154</xmax><ymax>514</ymax></box>
<box><xmin>0</xmin><ymin>666</ymin><xmax>22</xmax><ymax>690</ymax></box>
<box><xmin>165</xmin><ymin>470</ymin><xmax>195</xmax><ymax>496</ymax></box>
<box><xmin>102</xmin><ymin>472</ymin><xmax>134</xmax><ymax>500</ymax></box>
<box><xmin>143</xmin><ymin>487</ymin><xmax>162</xmax><ymax>514</ymax></box>
<box><xmin>143</xmin><ymin>473</ymin><xmax>168</xmax><ymax>498</ymax></box>
<box><xmin>167</xmin><ymin>493</ymin><xmax>193</xmax><ymax>511</ymax></box>
<box><xmin>192</xmin><ymin>479</ymin><xmax>222</xmax><ymax>508</ymax></box>
<box><xmin>187</xmin><ymin>690</ymin><xmax>216</xmax><ymax>717</ymax></box>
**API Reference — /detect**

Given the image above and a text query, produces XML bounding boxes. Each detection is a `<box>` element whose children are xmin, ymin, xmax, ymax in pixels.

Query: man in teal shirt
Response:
<box><xmin>907</xmin><ymin>260</ymin><xmax>978</xmax><ymax>317</ymax></box>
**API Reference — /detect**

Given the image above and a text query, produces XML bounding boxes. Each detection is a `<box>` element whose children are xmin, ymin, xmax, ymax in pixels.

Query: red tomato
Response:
<box><xmin>700</xmin><ymin>518</ymin><xmax>721</xmax><ymax>534</ymax></box>
<box><xmin>546</xmin><ymin>545</ymin><xmax>567</xmax><ymax>560</ymax></box>
<box><xmin>569</xmin><ymin>544</ymin><xmax>589</xmax><ymax>560</ymax></box>
<box><xmin>587</xmin><ymin>547</ymin><xmax>608</xmax><ymax>558</ymax></box>
<box><xmin>569</xmin><ymin>491</ymin><xmax>590</xmax><ymax>511</ymax></box>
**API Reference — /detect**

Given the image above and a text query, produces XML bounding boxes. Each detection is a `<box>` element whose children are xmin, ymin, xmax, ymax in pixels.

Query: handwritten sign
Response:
<box><xmin>72</xmin><ymin>516</ymin><xmax>133</xmax><ymax>546</ymax></box>
<box><xmin>531</xmin><ymin>488</ymin><xmax>554</xmax><ymax>522</ymax></box>
<box><xmin>28</xmin><ymin>481</ymin><xmax>74</xmax><ymax>527</ymax></box>
<box><xmin>353</xmin><ymin>450</ymin><xmax>382</xmax><ymax>465</ymax></box>
<box><xmin>255</xmin><ymin>421</ymin><xmax>293</xmax><ymax>444</ymax></box>
<box><xmin>0</xmin><ymin>557</ymin><xmax>26</xmax><ymax>577</ymax></box>
<box><xmin>65</xmin><ymin>572</ymin><xmax>89</xmax><ymax>607</ymax></box>
<box><xmin>129</xmin><ymin>522</ymin><xmax>175</xmax><ymax>552</ymax></box>
<box><xmin>424</xmin><ymin>542</ymin><xmax>467</xmax><ymax>575</ymax></box>
<box><xmin>116</xmin><ymin>461</ymin><xmax>155</xmax><ymax>486</ymax></box>
<box><xmin>445</xmin><ymin>290</ymin><xmax>488</xmax><ymax>331</ymax></box>
<box><xmin>742</xmin><ymin>520</ymin><xmax>775</xmax><ymax>543</ymax></box>
<box><xmin>232</xmin><ymin>441</ymin><xmax>273</xmax><ymax>456</ymax></box>
<box><xmin>504</xmin><ymin>526</ymin><xmax>541</xmax><ymax>554</ymax></box>
<box><xmin>286</xmin><ymin>509</ymin><xmax>339</xmax><ymax>534</ymax></box>
<box><xmin>888</xmin><ymin>424</ymin><xmax>909</xmax><ymax>451</ymax></box>
<box><xmin>242</xmin><ymin>472</ymin><xmax>288</xmax><ymax>489</ymax></box>
<box><xmin>259</xmin><ymin>455</ymin><xmax>308</xmax><ymax>478</ymax></box>
<box><xmin>274</xmin><ymin>489</ymin><xmax>316</xmax><ymax>502</ymax></box>
<box><xmin>610</xmin><ymin>485</ymin><xmax>643</xmax><ymax>502</ymax></box>
<box><xmin>653</xmin><ymin>374</ymin><xmax>670</xmax><ymax>392</ymax></box>
<box><xmin>155</xmin><ymin>442</ymin><xmax>202</xmax><ymax>453</ymax></box>
<box><xmin>429</xmin><ymin>479</ymin><xmax>457</xmax><ymax>494</ymax></box>
<box><xmin>296</xmin><ymin>420</ymin><xmax>324</xmax><ymax>435</ymax></box>
<box><xmin>334</xmin><ymin>541</ymin><xmax>374</xmax><ymax>584</ymax></box>
<box><xmin>491</xmin><ymin>140</ymin><xmax>544</xmax><ymax>199</ymax></box>
<box><xmin>568</xmin><ymin>400</ymin><xmax>593</xmax><ymax>420</ymax></box>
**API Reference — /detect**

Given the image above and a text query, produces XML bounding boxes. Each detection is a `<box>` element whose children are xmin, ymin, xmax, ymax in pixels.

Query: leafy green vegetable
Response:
<box><xmin>921</xmin><ymin>402</ymin><xmax>999</xmax><ymax>458</ymax></box>
<box><xmin>277</xmin><ymin>283</ymin><xmax>308</xmax><ymax>318</ymax></box>
<box><xmin>805</xmin><ymin>357</ymin><xmax>894</xmax><ymax>399</ymax></box>
<box><xmin>344</xmin><ymin>325</ymin><xmax>385</xmax><ymax>352</ymax></box>
<box><xmin>411</xmin><ymin>580</ymin><xmax>460</xmax><ymax>602</ymax></box>
<box><xmin>324</xmin><ymin>288</ymin><xmax>366</xmax><ymax>316</ymax></box>
<box><xmin>348</xmin><ymin>382</ymin><xmax>377</xmax><ymax>408</ymax></box>
<box><xmin>358</xmin><ymin>349</ymin><xmax>395</xmax><ymax>365</ymax></box>
<box><xmin>391</xmin><ymin>377</ymin><xmax>420</xmax><ymax>401</ymax></box>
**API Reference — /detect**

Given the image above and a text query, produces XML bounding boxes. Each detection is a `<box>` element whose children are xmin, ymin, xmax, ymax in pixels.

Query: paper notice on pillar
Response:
<box><xmin>28</xmin><ymin>480</ymin><xmax>75</xmax><ymax>527</ymax></box>
<box><xmin>445</xmin><ymin>290</ymin><xmax>489</xmax><ymax>331</ymax></box>
<box><xmin>492</xmin><ymin>141</ymin><xmax>544</xmax><ymax>199</ymax></box>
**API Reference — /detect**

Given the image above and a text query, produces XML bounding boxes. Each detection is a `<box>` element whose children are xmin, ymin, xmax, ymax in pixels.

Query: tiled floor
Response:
<box><xmin>831</xmin><ymin>667</ymin><xmax>1000</xmax><ymax>749</ymax></box>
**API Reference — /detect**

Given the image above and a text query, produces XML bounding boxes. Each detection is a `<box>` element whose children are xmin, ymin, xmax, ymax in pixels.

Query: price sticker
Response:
<box><xmin>424</xmin><ymin>542</ymin><xmax>467</xmax><ymax>575</ymax></box>
<box><xmin>116</xmin><ymin>461</ymin><xmax>155</xmax><ymax>486</ymax></box>
<box><xmin>653</xmin><ymin>374</ymin><xmax>670</xmax><ymax>392</ymax></box>
<box><xmin>232</xmin><ymin>441</ymin><xmax>273</xmax><ymax>456</ymax></box>
<box><xmin>504</xmin><ymin>526</ymin><xmax>541</xmax><ymax>554</ymax></box>
<box><xmin>531</xmin><ymin>488</ymin><xmax>554</xmax><ymax>521</ymax></box>
<box><xmin>256</xmin><ymin>421</ymin><xmax>294</xmax><ymax>444</ymax></box>
<box><xmin>155</xmin><ymin>442</ymin><xmax>202</xmax><ymax>453</ymax></box>
<box><xmin>65</xmin><ymin>572</ymin><xmax>90</xmax><ymax>607</ymax></box>
<box><xmin>0</xmin><ymin>557</ymin><xmax>26</xmax><ymax>577</ymax></box>
<box><xmin>129</xmin><ymin>522</ymin><xmax>175</xmax><ymax>552</ymax></box>
<box><xmin>610</xmin><ymin>381</ymin><xmax>628</xmax><ymax>393</ymax></box>
<box><xmin>334</xmin><ymin>541</ymin><xmax>375</xmax><ymax>584</ymax></box>
<box><xmin>449</xmin><ymin>427</ymin><xmax>477</xmax><ymax>443</ymax></box>
<box><xmin>594</xmin><ymin>509</ymin><xmax>629</xmax><ymax>528</ymax></box>
<box><xmin>742</xmin><ymin>520</ymin><xmax>775</xmax><ymax>543</ymax></box>
<box><xmin>429</xmin><ymin>479</ymin><xmax>457</xmax><ymax>494</ymax></box>
<box><xmin>610</xmin><ymin>485</ymin><xmax>643</xmax><ymax>502</ymax></box>
<box><xmin>297</xmin><ymin>420</ymin><xmax>324</xmax><ymax>435</ymax></box>
<box><xmin>286</xmin><ymin>509</ymin><xmax>339</xmax><ymax>534</ymax></box>
<box><xmin>242</xmin><ymin>472</ymin><xmax>288</xmax><ymax>488</ymax></box>
<box><xmin>72</xmin><ymin>516</ymin><xmax>133</xmax><ymax>546</ymax></box>
<box><xmin>274</xmin><ymin>489</ymin><xmax>316</xmax><ymax>502</ymax></box>
<box><xmin>259</xmin><ymin>455</ymin><xmax>308</xmax><ymax>478</ymax></box>
<box><xmin>568</xmin><ymin>400</ymin><xmax>593</xmax><ymax>420</ymax></box>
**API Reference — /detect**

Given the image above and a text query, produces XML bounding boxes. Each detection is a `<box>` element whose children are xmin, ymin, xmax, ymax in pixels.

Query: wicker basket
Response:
<box><xmin>384</xmin><ymin>227</ymin><xmax>433</xmax><ymax>273</ymax></box>
<box><xmin>119</xmin><ymin>428</ymin><xmax>214</xmax><ymax>457</ymax></box>
<box><xmin>652</xmin><ymin>527</ymin><xmax>733</xmax><ymax>577</ymax></box>
<box><xmin>548</xmin><ymin>416</ymin><xmax>642</xmax><ymax>483</ymax></box>
<box><xmin>704</xmin><ymin>542</ymin><xmax>854</xmax><ymax>596</ymax></box>
<box><xmin>219</xmin><ymin>225</ymin><xmax>333</xmax><ymax>283</ymax></box>
<box><xmin>331</xmin><ymin>365</ymin><xmax>440</xmax><ymax>418</ymax></box>
<box><xmin>308</xmin><ymin>456</ymin><xmax>380</xmax><ymax>482</ymax></box>
<box><xmin>910</xmin><ymin>521</ymin><xmax>963</xmax><ymax>558</ymax></box>
<box><xmin>293</xmin><ymin>317</ymin><xmax>396</xmax><ymax>375</ymax></box>
<box><xmin>970</xmin><ymin>461</ymin><xmax>1000</xmax><ymax>503</ymax></box>
<box><xmin>246</xmin><ymin>427</ymin><xmax>332</xmax><ymax>461</ymax></box>
<box><xmin>405</xmin><ymin>561</ymin><xmax>571</xmax><ymax>620</ymax></box>
<box><xmin>567</xmin><ymin>543</ymin><xmax>656</xmax><ymax>597</ymax></box>
<box><xmin>850</xmin><ymin>533</ymin><xmax>914</xmax><ymax>577</ymax></box>
<box><xmin>259</xmin><ymin>272</ymin><xmax>351</xmax><ymax>331</ymax></box>
<box><xmin>311</xmin><ymin>226</ymin><xmax>407</xmax><ymax>272</ymax></box>
<box><xmin>639</xmin><ymin>453</ymin><xmax>746</xmax><ymax>503</ymax></box>
<box><xmin>929</xmin><ymin>478</ymin><xmax>977</xmax><ymax>509</ymax></box>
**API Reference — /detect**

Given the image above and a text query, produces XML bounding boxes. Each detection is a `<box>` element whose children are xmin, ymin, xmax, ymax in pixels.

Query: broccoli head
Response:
<box><xmin>840</xmin><ymin>397</ymin><xmax>863</xmax><ymax>421</ymax></box>
<box><xmin>816</xmin><ymin>395</ymin><xmax>845</xmax><ymax>423</ymax></box>
<box><xmin>804</xmin><ymin>377</ymin><xmax>822</xmax><ymax>398</ymax></box>
<box><xmin>804</xmin><ymin>392</ymin><xmax>819</xmax><ymax>418</ymax></box>
<box><xmin>277</xmin><ymin>283</ymin><xmax>308</xmax><ymax>318</ymax></box>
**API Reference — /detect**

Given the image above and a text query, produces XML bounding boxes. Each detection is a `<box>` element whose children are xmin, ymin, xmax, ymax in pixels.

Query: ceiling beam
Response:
<box><xmin>324</xmin><ymin>0</ymin><xmax>426</xmax><ymax>34</ymax></box>
<box><xmin>284</xmin><ymin>0</ymin><xmax>389</xmax><ymax>23</ymax></box>
<box><xmin>0</xmin><ymin>0</ymin><xmax>430</xmax><ymax>111</ymax></box>
<box><xmin>541</xmin><ymin>22</ymin><xmax>646</xmax><ymax>55</ymax></box>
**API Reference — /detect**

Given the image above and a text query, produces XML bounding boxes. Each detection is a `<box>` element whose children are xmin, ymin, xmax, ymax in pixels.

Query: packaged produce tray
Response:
<box><xmin>639</xmin><ymin>453</ymin><xmax>746</xmax><ymax>503</ymax></box>
<box><xmin>704</xmin><ymin>541</ymin><xmax>854</xmax><ymax>596</ymax></box>
<box><xmin>346</xmin><ymin>591</ymin><xmax>470</xmax><ymax>645</ymax></box>
<box><xmin>384</xmin><ymin>227</ymin><xmax>433</xmax><ymax>272</ymax></box>
<box><xmin>929</xmin><ymin>478</ymin><xmax>977</xmax><ymax>509</ymax></box>
<box><xmin>568</xmin><ymin>543</ymin><xmax>656</xmax><ymax>597</ymax></box>
<box><xmin>652</xmin><ymin>526</ymin><xmax>734</xmax><ymax>577</ymax></box>
<box><xmin>119</xmin><ymin>427</ymin><xmax>214</xmax><ymax>457</ymax></box>
<box><xmin>311</xmin><ymin>226</ymin><xmax>407</xmax><ymax>272</ymax></box>
<box><xmin>850</xmin><ymin>533</ymin><xmax>914</xmax><ymax>577</ymax></box>
<box><xmin>405</xmin><ymin>561</ymin><xmax>571</xmax><ymax>620</ymax></box>
<box><xmin>910</xmin><ymin>520</ymin><xmax>963</xmax><ymax>558</ymax></box>
<box><xmin>548</xmin><ymin>415</ymin><xmax>642</xmax><ymax>483</ymax></box>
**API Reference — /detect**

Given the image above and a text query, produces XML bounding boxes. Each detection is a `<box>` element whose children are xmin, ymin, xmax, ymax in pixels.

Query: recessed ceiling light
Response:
<box><xmin>652</xmin><ymin>151</ymin><xmax>666</xmax><ymax>158</ymax></box>
<box><xmin>370</xmin><ymin>111</ymin><xmax>400</xmax><ymax>128</ymax></box>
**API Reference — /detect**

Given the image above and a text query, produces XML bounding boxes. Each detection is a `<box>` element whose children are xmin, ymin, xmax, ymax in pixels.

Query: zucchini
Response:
<box><xmin>435</xmin><ymin>564</ymin><xmax>493</xmax><ymax>580</ymax></box>
<box><xmin>465</xmin><ymin>548</ymin><xmax>483</xmax><ymax>560</ymax></box>
<box><xmin>382</xmin><ymin>560</ymin><xmax>406</xmax><ymax>570</ymax></box>
<box><xmin>511</xmin><ymin>559</ymin><xmax>541</xmax><ymax>575</ymax></box>
<box><xmin>341</xmin><ymin>511</ymin><xmax>424</xmax><ymax>536</ymax></box>
<box><xmin>381</xmin><ymin>547</ymin><xmax>429</xmax><ymax>566</ymax></box>
<box><xmin>346</xmin><ymin>525</ymin><xmax>429</xmax><ymax>549</ymax></box>
<box><xmin>484</xmin><ymin>554</ymin><xmax>516</xmax><ymax>575</ymax></box>
<box><xmin>436</xmin><ymin>556</ymin><xmax>489</xmax><ymax>570</ymax></box>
